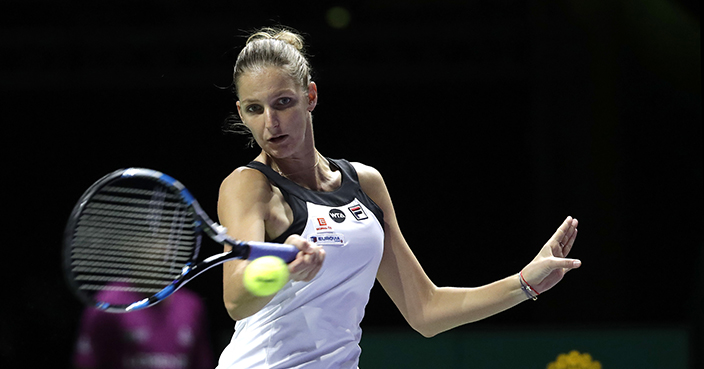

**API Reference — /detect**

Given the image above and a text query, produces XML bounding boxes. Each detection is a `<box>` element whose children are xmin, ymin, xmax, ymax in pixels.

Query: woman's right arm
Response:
<box><xmin>217</xmin><ymin>167</ymin><xmax>324</xmax><ymax>321</ymax></box>
<box><xmin>218</xmin><ymin>167</ymin><xmax>276</xmax><ymax>320</ymax></box>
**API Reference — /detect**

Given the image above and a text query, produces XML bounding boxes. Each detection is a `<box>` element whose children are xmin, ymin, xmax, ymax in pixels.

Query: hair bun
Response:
<box><xmin>246</xmin><ymin>27</ymin><xmax>305</xmax><ymax>52</ymax></box>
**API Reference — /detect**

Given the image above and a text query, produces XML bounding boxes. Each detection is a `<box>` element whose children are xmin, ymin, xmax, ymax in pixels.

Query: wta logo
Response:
<box><xmin>329</xmin><ymin>209</ymin><xmax>346</xmax><ymax>223</ymax></box>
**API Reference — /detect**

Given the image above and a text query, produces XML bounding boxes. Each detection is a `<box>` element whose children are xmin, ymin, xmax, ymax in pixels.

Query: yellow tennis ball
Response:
<box><xmin>243</xmin><ymin>256</ymin><xmax>290</xmax><ymax>296</ymax></box>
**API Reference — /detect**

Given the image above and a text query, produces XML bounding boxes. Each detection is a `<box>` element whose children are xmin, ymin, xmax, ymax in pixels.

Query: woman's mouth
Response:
<box><xmin>268</xmin><ymin>135</ymin><xmax>288</xmax><ymax>144</ymax></box>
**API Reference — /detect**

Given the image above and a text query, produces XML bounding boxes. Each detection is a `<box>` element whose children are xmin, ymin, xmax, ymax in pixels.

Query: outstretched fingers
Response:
<box><xmin>551</xmin><ymin>216</ymin><xmax>578</xmax><ymax>257</ymax></box>
<box><xmin>524</xmin><ymin>217</ymin><xmax>582</xmax><ymax>294</ymax></box>
<box><xmin>562</xmin><ymin>226</ymin><xmax>578</xmax><ymax>256</ymax></box>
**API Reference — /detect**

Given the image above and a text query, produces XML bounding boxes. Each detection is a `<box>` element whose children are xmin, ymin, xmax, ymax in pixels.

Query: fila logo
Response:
<box><xmin>348</xmin><ymin>205</ymin><xmax>368</xmax><ymax>221</ymax></box>
<box><xmin>329</xmin><ymin>209</ymin><xmax>346</xmax><ymax>223</ymax></box>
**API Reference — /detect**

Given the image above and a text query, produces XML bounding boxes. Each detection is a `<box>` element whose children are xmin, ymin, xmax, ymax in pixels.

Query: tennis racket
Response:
<box><xmin>63</xmin><ymin>168</ymin><xmax>299</xmax><ymax>313</ymax></box>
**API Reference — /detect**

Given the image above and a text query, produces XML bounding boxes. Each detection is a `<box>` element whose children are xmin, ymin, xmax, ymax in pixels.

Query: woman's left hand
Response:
<box><xmin>521</xmin><ymin>216</ymin><xmax>581</xmax><ymax>295</ymax></box>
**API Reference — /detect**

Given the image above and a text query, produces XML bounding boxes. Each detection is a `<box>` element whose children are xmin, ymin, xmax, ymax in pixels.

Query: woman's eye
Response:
<box><xmin>277</xmin><ymin>97</ymin><xmax>292</xmax><ymax>106</ymax></box>
<box><xmin>246</xmin><ymin>105</ymin><xmax>262</xmax><ymax>113</ymax></box>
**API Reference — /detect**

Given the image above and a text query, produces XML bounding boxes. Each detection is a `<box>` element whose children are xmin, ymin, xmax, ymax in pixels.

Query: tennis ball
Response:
<box><xmin>243</xmin><ymin>256</ymin><xmax>290</xmax><ymax>297</ymax></box>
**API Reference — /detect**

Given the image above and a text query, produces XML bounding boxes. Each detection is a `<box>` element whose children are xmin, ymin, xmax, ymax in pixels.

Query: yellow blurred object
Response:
<box><xmin>547</xmin><ymin>350</ymin><xmax>602</xmax><ymax>369</ymax></box>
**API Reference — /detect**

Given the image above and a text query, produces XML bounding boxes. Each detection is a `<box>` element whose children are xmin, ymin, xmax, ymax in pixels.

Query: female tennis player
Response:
<box><xmin>216</xmin><ymin>27</ymin><xmax>581</xmax><ymax>369</ymax></box>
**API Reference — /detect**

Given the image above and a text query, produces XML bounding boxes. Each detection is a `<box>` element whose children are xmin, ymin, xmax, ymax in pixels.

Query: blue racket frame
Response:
<box><xmin>64</xmin><ymin>168</ymin><xmax>299</xmax><ymax>312</ymax></box>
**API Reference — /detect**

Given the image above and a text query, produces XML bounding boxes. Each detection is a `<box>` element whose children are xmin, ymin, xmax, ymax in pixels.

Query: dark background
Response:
<box><xmin>2</xmin><ymin>0</ymin><xmax>701</xmax><ymax>367</ymax></box>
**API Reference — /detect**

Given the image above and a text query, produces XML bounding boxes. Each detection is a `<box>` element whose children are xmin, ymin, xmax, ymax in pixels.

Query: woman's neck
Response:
<box><xmin>263</xmin><ymin>150</ymin><xmax>338</xmax><ymax>191</ymax></box>
<box><xmin>270</xmin><ymin>151</ymin><xmax>321</xmax><ymax>177</ymax></box>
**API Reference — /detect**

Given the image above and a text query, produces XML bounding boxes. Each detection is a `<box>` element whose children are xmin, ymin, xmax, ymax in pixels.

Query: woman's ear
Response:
<box><xmin>236</xmin><ymin>101</ymin><xmax>243</xmax><ymax>119</ymax></box>
<box><xmin>307</xmin><ymin>82</ymin><xmax>318</xmax><ymax>111</ymax></box>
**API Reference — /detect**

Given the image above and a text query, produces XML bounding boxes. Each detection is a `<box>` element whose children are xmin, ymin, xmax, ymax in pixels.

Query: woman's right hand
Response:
<box><xmin>284</xmin><ymin>235</ymin><xmax>326</xmax><ymax>282</ymax></box>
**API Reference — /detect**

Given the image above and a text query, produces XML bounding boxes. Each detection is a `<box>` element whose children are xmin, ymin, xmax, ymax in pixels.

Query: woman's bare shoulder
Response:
<box><xmin>219</xmin><ymin>165</ymin><xmax>274</xmax><ymax>209</ymax></box>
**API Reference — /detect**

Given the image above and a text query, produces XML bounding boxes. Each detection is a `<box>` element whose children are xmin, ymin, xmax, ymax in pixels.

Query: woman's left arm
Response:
<box><xmin>353</xmin><ymin>163</ymin><xmax>581</xmax><ymax>338</ymax></box>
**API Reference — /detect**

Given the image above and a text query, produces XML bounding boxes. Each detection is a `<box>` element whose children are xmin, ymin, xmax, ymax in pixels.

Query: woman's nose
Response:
<box><xmin>264</xmin><ymin>108</ymin><xmax>279</xmax><ymax>129</ymax></box>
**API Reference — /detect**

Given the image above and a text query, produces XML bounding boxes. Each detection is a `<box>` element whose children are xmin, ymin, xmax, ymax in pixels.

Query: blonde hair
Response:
<box><xmin>224</xmin><ymin>27</ymin><xmax>313</xmax><ymax>147</ymax></box>
<box><xmin>233</xmin><ymin>27</ymin><xmax>312</xmax><ymax>97</ymax></box>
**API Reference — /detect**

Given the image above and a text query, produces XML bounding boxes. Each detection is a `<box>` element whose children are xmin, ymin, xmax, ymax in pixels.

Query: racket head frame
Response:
<box><xmin>62</xmin><ymin>168</ymin><xmax>250</xmax><ymax>312</ymax></box>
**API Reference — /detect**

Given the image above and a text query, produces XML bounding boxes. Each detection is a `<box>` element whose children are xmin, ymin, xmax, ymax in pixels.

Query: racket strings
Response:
<box><xmin>69</xmin><ymin>180</ymin><xmax>197</xmax><ymax>301</ymax></box>
<box><xmin>72</xmin><ymin>260</ymin><xmax>185</xmax><ymax>279</ymax></box>
<box><xmin>80</xmin><ymin>206</ymin><xmax>192</xmax><ymax>227</ymax></box>
<box><xmin>73</xmin><ymin>221</ymin><xmax>195</xmax><ymax>254</ymax></box>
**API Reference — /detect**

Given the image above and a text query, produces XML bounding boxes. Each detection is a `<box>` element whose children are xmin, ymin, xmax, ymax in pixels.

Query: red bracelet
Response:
<box><xmin>520</xmin><ymin>271</ymin><xmax>540</xmax><ymax>296</ymax></box>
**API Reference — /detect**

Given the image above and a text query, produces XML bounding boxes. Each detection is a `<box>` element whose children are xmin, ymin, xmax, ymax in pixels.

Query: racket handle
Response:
<box><xmin>247</xmin><ymin>242</ymin><xmax>299</xmax><ymax>263</ymax></box>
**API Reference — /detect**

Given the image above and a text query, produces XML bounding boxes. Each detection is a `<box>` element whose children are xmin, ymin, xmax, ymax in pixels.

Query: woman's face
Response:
<box><xmin>236</xmin><ymin>67</ymin><xmax>317</xmax><ymax>159</ymax></box>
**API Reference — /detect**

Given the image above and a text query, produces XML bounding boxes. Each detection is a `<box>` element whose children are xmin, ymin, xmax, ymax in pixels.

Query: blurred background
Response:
<box><xmin>2</xmin><ymin>0</ymin><xmax>701</xmax><ymax>368</ymax></box>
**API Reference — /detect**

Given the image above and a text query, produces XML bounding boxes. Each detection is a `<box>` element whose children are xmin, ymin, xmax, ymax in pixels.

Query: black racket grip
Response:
<box><xmin>247</xmin><ymin>242</ymin><xmax>299</xmax><ymax>263</ymax></box>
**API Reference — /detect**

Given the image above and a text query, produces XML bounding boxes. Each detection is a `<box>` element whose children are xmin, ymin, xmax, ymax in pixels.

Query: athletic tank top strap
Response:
<box><xmin>245</xmin><ymin>158</ymin><xmax>384</xmax><ymax>244</ymax></box>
